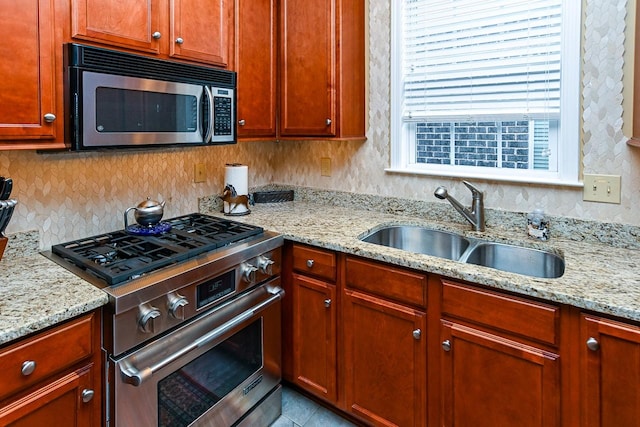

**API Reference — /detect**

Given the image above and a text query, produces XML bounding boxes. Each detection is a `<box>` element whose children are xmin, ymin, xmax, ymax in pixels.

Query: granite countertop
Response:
<box><xmin>0</xmin><ymin>232</ymin><xmax>108</xmax><ymax>346</ymax></box>
<box><xmin>3</xmin><ymin>194</ymin><xmax>640</xmax><ymax>347</ymax></box>
<box><xmin>201</xmin><ymin>200</ymin><xmax>640</xmax><ymax>323</ymax></box>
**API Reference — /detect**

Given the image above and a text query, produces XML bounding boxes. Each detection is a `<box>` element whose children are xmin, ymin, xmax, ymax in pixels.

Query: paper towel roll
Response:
<box><xmin>224</xmin><ymin>163</ymin><xmax>249</xmax><ymax>214</ymax></box>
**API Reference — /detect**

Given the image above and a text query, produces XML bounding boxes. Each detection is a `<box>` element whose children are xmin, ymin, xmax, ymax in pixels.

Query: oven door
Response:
<box><xmin>111</xmin><ymin>280</ymin><xmax>283</xmax><ymax>427</ymax></box>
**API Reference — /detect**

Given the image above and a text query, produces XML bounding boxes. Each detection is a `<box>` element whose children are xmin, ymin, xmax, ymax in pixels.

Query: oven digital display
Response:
<box><xmin>196</xmin><ymin>270</ymin><xmax>235</xmax><ymax>308</ymax></box>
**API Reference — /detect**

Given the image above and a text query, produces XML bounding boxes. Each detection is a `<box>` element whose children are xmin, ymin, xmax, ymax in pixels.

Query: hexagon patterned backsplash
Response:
<box><xmin>1</xmin><ymin>0</ymin><xmax>638</xmax><ymax>249</ymax></box>
<box><xmin>0</xmin><ymin>142</ymin><xmax>278</xmax><ymax>248</ymax></box>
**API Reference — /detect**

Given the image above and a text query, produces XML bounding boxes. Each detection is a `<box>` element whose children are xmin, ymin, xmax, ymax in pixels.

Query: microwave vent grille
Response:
<box><xmin>68</xmin><ymin>43</ymin><xmax>235</xmax><ymax>87</ymax></box>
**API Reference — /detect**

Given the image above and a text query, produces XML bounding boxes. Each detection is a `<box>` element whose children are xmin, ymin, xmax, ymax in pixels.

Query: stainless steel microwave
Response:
<box><xmin>65</xmin><ymin>44</ymin><xmax>236</xmax><ymax>150</ymax></box>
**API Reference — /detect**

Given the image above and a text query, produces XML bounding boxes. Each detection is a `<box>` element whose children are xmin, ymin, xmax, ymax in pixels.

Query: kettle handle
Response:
<box><xmin>124</xmin><ymin>207</ymin><xmax>136</xmax><ymax>229</ymax></box>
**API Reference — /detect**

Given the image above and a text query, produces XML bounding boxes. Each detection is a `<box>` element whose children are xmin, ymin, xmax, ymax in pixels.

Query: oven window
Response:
<box><xmin>157</xmin><ymin>319</ymin><xmax>263</xmax><ymax>426</ymax></box>
<box><xmin>95</xmin><ymin>87</ymin><xmax>198</xmax><ymax>133</ymax></box>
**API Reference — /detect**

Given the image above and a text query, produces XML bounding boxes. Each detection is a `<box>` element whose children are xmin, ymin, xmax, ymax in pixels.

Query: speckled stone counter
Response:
<box><xmin>0</xmin><ymin>231</ymin><xmax>108</xmax><ymax>346</ymax></box>
<box><xmin>201</xmin><ymin>198</ymin><xmax>640</xmax><ymax>323</ymax></box>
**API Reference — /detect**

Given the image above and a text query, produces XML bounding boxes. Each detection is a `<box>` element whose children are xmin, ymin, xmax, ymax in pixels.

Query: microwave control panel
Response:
<box><xmin>211</xmin><ymin>87</ymin><xmax>234</xmax><ymax>141</ymax></box>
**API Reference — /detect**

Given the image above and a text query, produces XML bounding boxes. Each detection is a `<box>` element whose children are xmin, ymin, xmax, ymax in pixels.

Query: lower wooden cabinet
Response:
<box><xmin>0</xmin><ymin>311</ymin><xmax>102</xmax><ymax>426</ymax></box>
<box><xmin>581</xmin><ymin>314</ymin><xmax>640</xmax><ymax>427</ymax></box>
<box><xmin>284</xmin><ymin>243</ymin><xmax>640</xmax><ymax>427</ymax></box>
<box><xmin>0</xmin><ymin>365</ymin><xmax>96</xmax><ymax>426</ymax></box>
<box><xmin>291</xmin><ymin>273</ymin><xmax>337</xmax><ymax>402</ymax></box>
<box><xmin>343</xmin><ymin>289</ymin><xmax>427</xmax><ymax>427</ymax></box>
<box><xmin>440</xmin><ymin>320</ymin><xmax>560</xmax><ymax>427</ymax></box>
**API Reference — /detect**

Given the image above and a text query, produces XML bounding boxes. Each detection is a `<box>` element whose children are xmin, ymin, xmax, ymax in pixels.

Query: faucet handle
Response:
<box><xmin>462</xmin><ymin>181</ymin><xmax>483</xmax><ymax>197</ymax></box>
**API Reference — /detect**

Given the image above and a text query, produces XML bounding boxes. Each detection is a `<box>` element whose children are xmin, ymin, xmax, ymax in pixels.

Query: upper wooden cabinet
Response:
<box><xmin>279</xmin><ymin>0</ymin><xmax>335</xmax><ymax>137</ymax></box>
<box><xmin>279</xmin><ymin>0</ymin><xmax>365</xmax><ymax>139</ymax></box>
<box><xmin>71</xmin><ymin>0</ymin><xmax>233</xmax><ymax>67</ymax></box>
<box><xmin>235</xmin><ymin>0</ymin><xmax>366</xmax><ymax>141</ymax></box>
<box><xmin>0</xmin><ymin>0</ymin><xmax>65</xmax><ymax>149</ymax></box>
<box><xmin>235</xmin><ymin>0</ymin><xmax>277</xmax><ymax>138</ymax></box>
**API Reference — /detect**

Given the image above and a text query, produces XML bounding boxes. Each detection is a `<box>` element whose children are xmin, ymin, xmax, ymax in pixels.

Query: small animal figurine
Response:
<box><xmin>220</xmin><ymin>184</ymin><xmax>250</xmax><ymax>215</ymax></box>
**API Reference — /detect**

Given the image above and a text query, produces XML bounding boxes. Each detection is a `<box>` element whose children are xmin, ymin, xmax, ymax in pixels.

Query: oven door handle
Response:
<box><xmin>119</xmin><ymin>286</ymin><xmax>284</xmax><ymax>387</ymax></box>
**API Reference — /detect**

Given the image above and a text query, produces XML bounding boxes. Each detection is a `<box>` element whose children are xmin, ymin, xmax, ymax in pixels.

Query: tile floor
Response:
<box><xmin>270</xmin><ymin>386</ymin><xmax>357</xmax><ymax>427</ymax></box>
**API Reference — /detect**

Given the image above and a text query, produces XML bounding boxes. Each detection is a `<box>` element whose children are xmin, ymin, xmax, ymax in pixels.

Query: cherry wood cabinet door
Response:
<box><xmin>343</xmin><ymin>289</ymin><xmax>427</xmax><ymax>427</ymax></box>
<box><xmin>0</xmin><ymin>0</ymin><xmax>61</xmax><ymax>146</ymax></box>
<box><xmin>292</xmin><ymin>273</ymin><xmax>337</xmax><ymax>402</ymax></box>
<box><xmin>0</xmin><ymin>365</ymin><xmax>97</xmax><ymax>426</ymax></box>
<box><xmin>581</xmin><ymin>314</ymin><xmax>640</xmax><ymax>427</ymax></box>
<box><xmin>71</xmin><ymin>0</ymin><xmax>162</xmax><ymax>54</ymax></box>
<box><xmin>279</xmin><ymin>0</ymin><xmax>336</xmax><ymax>136</ymax></box>
<box><xmin>441</xmin><ymin>320</ymin><xmax>560</xmax><ymax>427</ymax></box>
<box><xmin>170</xmin><ymin>0</ymin><xmax>233</xmax><ymax>67</ymax></box>
<box><xmin>235</xmin><ymin>0</ymin><xmax>277</xmax><ymax>138</ymax></box>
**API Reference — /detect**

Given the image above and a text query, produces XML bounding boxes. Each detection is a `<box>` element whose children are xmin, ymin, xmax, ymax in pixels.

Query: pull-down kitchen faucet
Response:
<box><xmin>434</xmin><ymin>181</ymin><xmax>485</xmax><ymax>231</ymax></box>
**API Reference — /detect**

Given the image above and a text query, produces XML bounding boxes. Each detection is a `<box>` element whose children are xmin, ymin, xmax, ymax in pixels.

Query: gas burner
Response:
<box><xmin>89</xmin><ymin>246</ymin><xmax>118</xmax><ymax>265</ymax></box>
<box><xmin>50</xmin><ymin>213</ymin><xmax>264</xmax><ymax>286</ymax></box>
<box><xmin>125</xmin><ymin>222</ymin><xmax>172</xmax><ymax>236</ymax></box>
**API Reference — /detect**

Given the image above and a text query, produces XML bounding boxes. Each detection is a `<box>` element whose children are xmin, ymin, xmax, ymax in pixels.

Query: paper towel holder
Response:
<box><xmin>220</xmin><ymin>184</ymin><xmax>251</xmax><ymax>216</ymax></box>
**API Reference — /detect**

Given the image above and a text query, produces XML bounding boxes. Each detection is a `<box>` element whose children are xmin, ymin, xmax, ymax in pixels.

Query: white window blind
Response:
<box><xmin>402</xmin><ymin>0</ymin><xmax>562</xmax><ymax>121</ymax></box>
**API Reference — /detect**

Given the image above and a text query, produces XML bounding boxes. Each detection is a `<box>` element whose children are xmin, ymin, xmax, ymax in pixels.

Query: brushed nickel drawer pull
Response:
<box><xmin>21</xmin><ymin>360</ymin><xmax>36</xmax><ymax>376</ymax></box>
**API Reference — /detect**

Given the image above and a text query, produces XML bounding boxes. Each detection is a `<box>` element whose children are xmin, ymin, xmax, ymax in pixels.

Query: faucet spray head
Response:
<box><xmin>434</xmin><ymin>186</ymin><xmax>448</xmax><ymax>200</ymax></box>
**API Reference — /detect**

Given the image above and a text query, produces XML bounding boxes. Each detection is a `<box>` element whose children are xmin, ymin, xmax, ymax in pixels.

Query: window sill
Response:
<box><xmin>385</xmin><ymin>166</ymin><xmax>584</xmax><ymax>188</ymax></box>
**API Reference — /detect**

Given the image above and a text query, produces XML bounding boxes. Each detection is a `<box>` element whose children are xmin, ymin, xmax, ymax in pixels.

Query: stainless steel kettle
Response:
<box><xmin>124</xmin><ymin>197</ymin><xmax>166</xmax><ymax>228</ymax></box>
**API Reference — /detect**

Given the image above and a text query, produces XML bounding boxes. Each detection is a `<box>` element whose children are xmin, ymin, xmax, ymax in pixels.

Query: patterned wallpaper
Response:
<box><xmin>0</xmin><ymin>0</ymin><xmax>637</xmax><ymax>248</ymax></box>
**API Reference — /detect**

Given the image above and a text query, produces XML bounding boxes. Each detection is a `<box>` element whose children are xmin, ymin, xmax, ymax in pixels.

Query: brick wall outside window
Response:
<box><xmin>416</xmin><ymin>121</ymin><xmax>531</xmax><ymax>169</ymax></box>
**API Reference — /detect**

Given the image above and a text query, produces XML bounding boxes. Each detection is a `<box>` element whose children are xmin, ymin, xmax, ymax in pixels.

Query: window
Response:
<box><xmin>390</xmin><ymin>0</ymin><xmax>581</xmax><ymax>184</ymax></box>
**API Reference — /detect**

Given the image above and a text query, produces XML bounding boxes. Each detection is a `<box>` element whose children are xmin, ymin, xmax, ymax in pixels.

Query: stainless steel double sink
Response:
<box><xmin>360</xmin><ymin>225</ymin><xmax>565</xmax><ymax>279</ymax></box>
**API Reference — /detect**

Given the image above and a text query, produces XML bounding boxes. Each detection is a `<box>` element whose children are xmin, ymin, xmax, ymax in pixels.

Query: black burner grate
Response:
<box><xmin>51</xmin><ymin>214</ymin><xmax>263</xmax><ymax>285</ymax></box>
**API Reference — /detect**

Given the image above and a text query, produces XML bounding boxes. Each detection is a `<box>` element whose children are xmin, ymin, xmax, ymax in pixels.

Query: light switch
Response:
<box><xmin>583</xmin><ymin>174</ymin><xmax>621</xmax><ymax>204</ymax></box>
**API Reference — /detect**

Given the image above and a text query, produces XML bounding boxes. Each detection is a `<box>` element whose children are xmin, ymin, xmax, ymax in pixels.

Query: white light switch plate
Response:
<box><xmin>583</xmin><ymin>174</ymin><xmax>621</xmax><ymax>204</ymax></box>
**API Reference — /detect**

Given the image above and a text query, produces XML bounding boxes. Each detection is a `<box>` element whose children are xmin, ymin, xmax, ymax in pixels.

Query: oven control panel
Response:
<box><xmin>110</xmin><ymin>248</ymin><xmax>282</xmax><ymax>356</ymax></box>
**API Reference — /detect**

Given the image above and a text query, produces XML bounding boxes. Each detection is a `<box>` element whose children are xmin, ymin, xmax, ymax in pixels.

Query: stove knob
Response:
<box><xmin>257</xmin><ymin>256</ymin><xmax>275</xmax><ymax>275</ymax></box>
<box><xmin>138</xmin><ymin>304</ymin><xmax>161</xmax><ymax>333</ymax></box>
<box><xmin>241</xmin><ymin>263</ymin><xmax>258</xmax><ymax>283</ymax></box>
<box><xmin>167</xmin><ymin>293</ymin><xmax>189</xmax><ymax>320</ymax></box>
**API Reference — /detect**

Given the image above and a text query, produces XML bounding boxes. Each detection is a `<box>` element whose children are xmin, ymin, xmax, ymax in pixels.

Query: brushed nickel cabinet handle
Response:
<box><xmin>152</xmin><ymin>31</ymin><xmax>162</xmax><ymax>39</ymax></box>
<box><xmin>324</xmin><ymin>298</ymin><xmax>331</xmax><ymax>308</ymax></box>
<box><xmin>413</xmin><ymin>329</ymin><xmax>421</xmax><ymax>340</ymax></box>
<box><xmin>442</xmin><ymin>340</ymin><xmax>451</xmax><ymax>352</ymax></box>
<box><xmin>306</xmin><ymin>259</ymin><xmax>314</xmax><ymax>268</ymax></box>
<box><xmin>586</xmin><ymin>337</ymin><xmax>600</xmax><ymax>351</ymax></box>
<box><xmin>81</xmin><ymin>389</ymin><xmax>94</xmax><ymax>403</ymax></box>
<box><xmin>21</xmin><ymin>360</ymin><xmax>36</xmax><ymax>376</ymax></box>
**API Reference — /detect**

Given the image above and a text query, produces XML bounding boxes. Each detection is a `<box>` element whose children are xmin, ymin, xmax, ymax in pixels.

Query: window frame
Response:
<box><xmin>389</xmin><ymin>0</ymin><xmax>582</xmax><ymax>186</ymax></box>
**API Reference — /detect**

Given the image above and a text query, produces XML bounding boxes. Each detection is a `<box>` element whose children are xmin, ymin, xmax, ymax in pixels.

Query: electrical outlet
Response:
<box><xmin>194</xmin><ymin>163</ymin><xmax>207</xmax><ymax>183</ymax></box>
<box><xmin>583</xmin><ymin>174</ymin><xmax>621</xmax><ymax>204</ymax></box>
<box><xmin>321</xmin><ymin>157</ymin><xmax>331</xmax><ymax>177</ymax></box>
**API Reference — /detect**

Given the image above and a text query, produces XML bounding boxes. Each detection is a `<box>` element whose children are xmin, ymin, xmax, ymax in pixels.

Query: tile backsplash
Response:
<box><xmin>1</xmin><ymin>0</ymin><xmax>638</xmax><ymax>249</ymax></box>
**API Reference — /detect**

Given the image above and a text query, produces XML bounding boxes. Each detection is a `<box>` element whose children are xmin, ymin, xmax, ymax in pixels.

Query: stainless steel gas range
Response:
<box><xmin>46</xmin><ymin>213</ymin><xmax>284</xmax><ymax>427</ymax></box>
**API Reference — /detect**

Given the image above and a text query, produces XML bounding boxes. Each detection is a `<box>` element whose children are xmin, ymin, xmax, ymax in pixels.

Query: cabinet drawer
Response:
<box><xmin>346</xmin><ymin>257</ymin><xmax>427</xmax><ymax>307</ymax></box>
<box><xmin>441</xmin><ymin>280</ymin><xmax>559</xmax><ymax>346</ymax></box>
<box><xmin>0</xmin><ymin>313</ymin><xmax>95</xmax><ymax>401</ymax></box>
<box><xmin>292</xmin><ymin>244</ymin><xmax>337</xmax><ymax>281</ymax></box>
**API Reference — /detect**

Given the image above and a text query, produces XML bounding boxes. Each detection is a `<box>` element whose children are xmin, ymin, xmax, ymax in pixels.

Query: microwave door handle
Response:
<box><xmin>202</xmin><ymin>86</ymin><xmax>214</xmax><ymax>143</ymax></box>
<box><xmin>119</xmin><ymin>286</ymin><xmax>284</xmax><ymax>387</ymax></box>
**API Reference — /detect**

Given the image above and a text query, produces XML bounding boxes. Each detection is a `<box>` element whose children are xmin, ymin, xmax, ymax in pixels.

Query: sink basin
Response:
<box><xmin>462</xmin><ymin>242</ymin><xmax>565</xmax><ymax>279</ymax></box>
<box><xmin>360</xmin><ymin>225</ymin><xmax>565</xmax><ymax>279</ymax></box>
<box><xmin>361</xmin><ymin>226</ymin><xmax>470</xmax><ymax>260</ymax></box>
